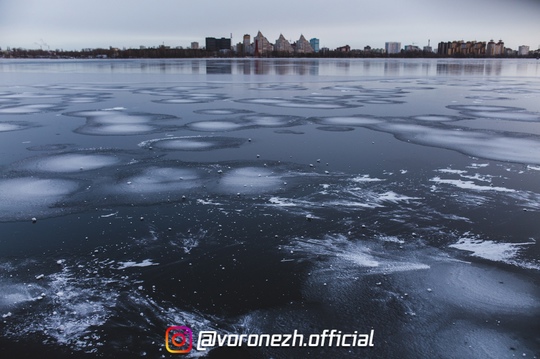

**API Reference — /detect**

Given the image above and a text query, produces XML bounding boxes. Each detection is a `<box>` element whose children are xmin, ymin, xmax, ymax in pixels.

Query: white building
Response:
<box><xmin>518</xmin><ymin>45</ymin><xmax>530</xmax><ymax>56</ymax></box>
<box><xmin>275</xmin><ymin>34</ymin><xmax>294</xmax><ymax>53</ymax></box>
<box><xmin>385</xmin><ymin>42</ymin><xmax>401</xmax><ymax>54</ymax></box>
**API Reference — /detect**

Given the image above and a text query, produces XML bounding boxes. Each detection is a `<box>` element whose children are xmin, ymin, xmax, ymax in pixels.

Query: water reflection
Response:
<box><xmin>1</xmin><ymin>58</ymin><xmax>538</xmax><ymax>78</ymax></box>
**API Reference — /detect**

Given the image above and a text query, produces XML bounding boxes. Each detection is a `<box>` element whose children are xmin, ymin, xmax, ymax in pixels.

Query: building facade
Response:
<box><xmin>274</xmin><ymin>34</ymin><xmax>294</xmax><ymax>53</ymax></box>
<box><xmin>309</xmin><ymin>38</ymin><xmax>320</xmax><ymax>53</ymax></box>
<box><xmin>295</xmin><ymin>35</ymin><xmax>314</xmax><ymax>54</ymax></box>
<box><xmin>253</xmin><ymin>31</ymin><xmax>273</xmax><ymax>55</ymax></box>
<box><xmin>486</xmin><ymin>39</ymin><xmax>504</xmax><ymax>56</ymax></box>
<box><xmin>385</xmin><ymin>42</ymin><xmax>401</xmax><ymax>54</ymax></box>
<box><xmin>205</xmin><ymin>37</ymin><xmax>231</xmax><ymax>52</ymax></box>
<box><xmin>518</xmin><ymin>45</ymin><xmax>530</xmax><ymax>56</ymax></box>
<box><xmin>437</xmin><ymin>41</ymin><xmax>486</xmax><ymax>56</ymax></box>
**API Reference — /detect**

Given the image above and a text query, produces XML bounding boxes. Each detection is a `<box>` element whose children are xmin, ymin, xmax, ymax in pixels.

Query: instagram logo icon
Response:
<box><xmin>165</xmin><ymin>326</ymin><xmax>193</xmax><ymax>354</ymax></box>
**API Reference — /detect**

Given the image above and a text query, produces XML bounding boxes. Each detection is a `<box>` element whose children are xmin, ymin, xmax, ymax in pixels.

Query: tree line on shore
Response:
<box><xmin>2</xmin><ymin>46</ymin><xmax>539</xmax><ymax>59</ymax></box>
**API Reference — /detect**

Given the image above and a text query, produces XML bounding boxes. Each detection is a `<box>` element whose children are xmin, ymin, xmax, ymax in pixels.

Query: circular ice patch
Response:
<box><xmin>20</xmin><ymin>153</ymin><xmax>120</xmax><ymax>173</ymax></box>
<box><xmin>313</xmin><ymin>116</ymin><xmax>381</xmax><ymax>126</ymax></box>
<box><xmin>0</xmin><ymin>177</ymin><xmax>79</xmax><ymax>221</ymax></box>
<box><xmin>186</xmin><ymin>120</ymin><xmax>244</xmax><ymax>132</ymax></box>
<box><xmin>194</xmin><ymin>109</ymin><xmax>252</xmax><ymax>115</ymax></box>
<box><xmin>447</xmin><ymin>104</ymin><xmax>525</xmax><ymax>112</ymax></box>
<box><xmin>218</xmin><ymin>167</ymin><xmax>283</xmax><ymax>194</ymax></box>
<box><xmin>412</xmin><ymin>115</ymin><xmax>461</xmax><ymax>122</ymax></box>
<box><xmin>0</xmin><ymin>104</ymin><xmax>60</xmax><ymax>115</ymax></box>
<box><xmin>0</xmin><ymin>123</ymin><xmax>25</xmax><ymax>132</ymax></box>
<box><xmin>139</xmin><ymin>136</ymin><xmax>246</xmax><ymax>151</ymax></box>
<box><xmin>118</xmin><ymin>167</ymin><xmax>202</xmax><ymax>195</ymax></box>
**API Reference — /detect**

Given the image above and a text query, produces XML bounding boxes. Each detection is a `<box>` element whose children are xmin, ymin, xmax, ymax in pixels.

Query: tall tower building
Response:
<box><xmin>309</xmin><ymin>38</ymin><xmax>320</xmax><ymax>53</ymax></box>
<box><xmin>385</xmin><ymin>42</ymin><xmax>401</xmax><ymax>54</ymax></box>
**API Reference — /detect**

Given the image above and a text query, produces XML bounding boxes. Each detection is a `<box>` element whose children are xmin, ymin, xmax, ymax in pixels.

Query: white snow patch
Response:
<box><xmin>430</xmin><ymin>177</ymin><xmax>515</xmax><ymax>192</ymax></box>
<box><xmin>117</xmin><ymin>259</ymin><xmax>158</xmax><ymax>269</ymax></box>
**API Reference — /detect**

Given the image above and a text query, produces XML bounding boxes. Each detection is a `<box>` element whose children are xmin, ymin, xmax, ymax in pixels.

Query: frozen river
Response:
<box><xmin>1</xmin><ymin>58</ymin><xmax>539</xmax><ymax>358</ymax></box>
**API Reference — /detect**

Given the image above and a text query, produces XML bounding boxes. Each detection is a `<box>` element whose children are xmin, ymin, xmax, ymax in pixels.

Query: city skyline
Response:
<box><xmin>1</xmin><ymin>0</ymin><xmax>539</xmax><ymax>51</ymax></box>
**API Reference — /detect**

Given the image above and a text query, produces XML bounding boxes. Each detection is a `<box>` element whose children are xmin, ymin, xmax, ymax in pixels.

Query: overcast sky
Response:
<box><xmin>1</xmin><ymin>0</ymin><xmax>539</xmax><ymax>51</ymax></box>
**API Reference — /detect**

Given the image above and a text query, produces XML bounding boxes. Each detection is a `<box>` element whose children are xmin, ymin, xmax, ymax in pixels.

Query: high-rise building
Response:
<box><xmin>275</xmin><ymin>34</ymin><xmax>294</xmax><ymax>53</ymax></box>
<box><xmin>486</xmin><ymin>39</ymin><xmax>504</xmax><ymax>56</ymax></box>
<box><xmin>191</xmin><ymin>42</ymin><xmax>199</xmax><ymax>50</ymax></box>
<box><xmin>437</xmin><ymin>40</ymin><xmax>485</xmax><ymax>56</ymax></box>
<box><xmin>385</xmin><ymin>42</ymin><xmax>401</xmax><ymax>54</ymax></box>
<box><xmin>309</xmin><ymin>38</ymin><xmax>320</xmax><ymax>53</ymax></box>
<box><xmin>205</xmin><ymin>37</ymin><xmax>231</xmax><ymax>52</ymax></box>
<box><xmin>253</xmin><ymin>31</ymin><xmax>273</xmax><ymax>55</ymax></box>
<box><xmin>518</xmin><ymin>45</ymin><xmax>530</xmax><ymax>56</ymax></box>
<box><xmin>295</xmin><ymin>35</ymin><xmax>314</xmax><ymax>54</ymax></box>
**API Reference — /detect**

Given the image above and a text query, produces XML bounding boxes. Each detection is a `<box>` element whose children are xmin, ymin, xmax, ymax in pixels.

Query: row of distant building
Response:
<box><xmin>198</xmin><ymin>32</ymin><xmax>533</xmax><ymax>56</ymax></box>
<box><xmin>199</xmin><ymin>32</ymin><xmax>320</xmax><ymax>55</ymax></box>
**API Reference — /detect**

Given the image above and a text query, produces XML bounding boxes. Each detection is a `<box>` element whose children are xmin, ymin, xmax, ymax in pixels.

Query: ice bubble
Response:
<box><xmin>19</xmin><ymin>153</ymin><xmax>120</xmax><ymax>173</ymax></box>
<box><xmin>218</xmin><ymin>167</ymin><xmax>283</xmax><ymax>194</ymax></box>
<box><xmin>0</xmin><ymin>177</ymin><xmax>79</xmax><ymax>221</ymax></box>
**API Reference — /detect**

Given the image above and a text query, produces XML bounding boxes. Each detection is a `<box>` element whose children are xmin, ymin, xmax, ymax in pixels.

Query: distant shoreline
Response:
<box><xmin>2</xmin><ymin>48</ymin><xmax>539</xmax><ymax>60</ymax></box>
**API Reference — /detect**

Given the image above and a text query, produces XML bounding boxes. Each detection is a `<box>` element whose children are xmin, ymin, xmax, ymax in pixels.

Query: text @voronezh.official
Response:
<box><xmin>166</xmin><ymin>326</ymin><xmax>375</xmax><ymax>354</ymax></box>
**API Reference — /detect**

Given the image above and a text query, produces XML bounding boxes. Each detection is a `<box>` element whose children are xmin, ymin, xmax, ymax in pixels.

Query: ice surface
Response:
<box><xmin>430</xmin><ymin>176</ymin><xmax>515</xmax><ymax>192</ymax></box>
<box><xmin>0</xmin><ymin>123</ymin><xmax>27</xmax><ymax>132</ymax></box>
<box><xmin>313</xmin><ymin>116</ymin><xmax>381</xmax><ymax>126</ymax></box>
<box><xmin>138</xmin><ymin>136</ymin><xmax>246</xmax><ymax>151</ymax></box>
<box><xmin>284</xmin><ymin>234</ymin><xmax>430</xmax><ymax>274</ymax></box>
<box><xmin>218</xmin><ymin>167</ymin><xmax>283</xmax><ymax>194</ymax></box>
<box><xmin>18</xmin><ymin>153</ymin><xmax>120</xmax><ymax>173</ymax></box>
<box><xmin>117</xmin><ymin>259</ymin><xmax>158</xmax><ymax>269</ymax></box>
<box><xmin>0</xmin><ymin>104</ymin><xmax>60</xmax><ymax>114</ymax></box>
<box><xmin>194</xmin><ymin>108</ymin><xmax>252</xmax><ymax>115</ymax></box>
<box><xmin>66</xmin><ymin>109</ymin><xmax>180</xmax><ymax>136</ymax></box>
<box><xmin>237</xmin><ymin>97</ymin><xmax>356</xmax><ymax>109</ymax></box>
<box><xmin>0</xmin><ymin>177</ymin><xmax>79</xmax><ymax>221</ymax></box>
<box><xmin>154</xmin><ymin>93</ymin><xmax>228</xmax><ymax>104</ymax></box>
<box><xmin>186</xmin><ymin>120</ymin><xmax>244</xmax><ymax>132</ymax></box>
<box><xmin>411</xmin><ymin>115</ymin><xmax>461</xmax><ymax>122</ymax></box>
<box><xmin>117</xmin><ymin>167</ymin><xmax>202</xmax><ymax>194</ymax></box>
<box><xmin>450</xmin><ymin>235</ymin><xmax>538</xmax><ymax>269</ymax></box>
<box><xmin>376</xmin><ymin>122</ymin><xmax>540</xmax><ymax>165</ymax></box>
